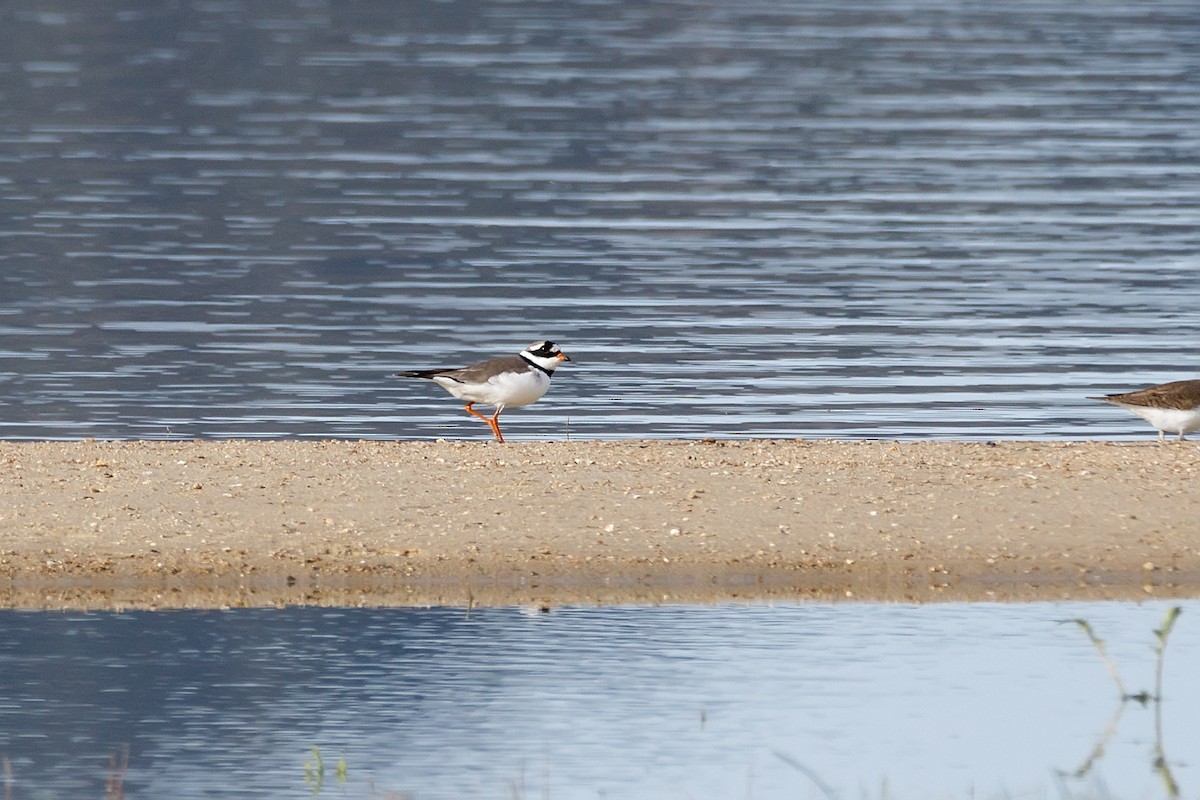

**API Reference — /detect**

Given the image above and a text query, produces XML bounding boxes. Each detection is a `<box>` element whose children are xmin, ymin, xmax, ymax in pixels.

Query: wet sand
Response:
<box><xmin>2</xmin><ymin>439</ymin><xmax>1198</xmax><ymax>609</ymax></box>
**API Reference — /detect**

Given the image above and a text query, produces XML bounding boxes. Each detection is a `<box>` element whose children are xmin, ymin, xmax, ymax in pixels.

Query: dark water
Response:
<box><xmin>1</xmin><ymin>1</ymin><xmax>1198</xmax><ymax>441</ymax></box>
<box><xmin>1</xmin><ymin>601</ymin><xmax>1197</xmax><ymax>799</ymax></box>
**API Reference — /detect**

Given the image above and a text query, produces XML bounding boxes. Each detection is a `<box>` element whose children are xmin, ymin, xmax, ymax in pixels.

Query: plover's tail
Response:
<box><xmin>394</xmin><ymin>368</ymin><xmax>453</xmax><ymax>380</ymax></box>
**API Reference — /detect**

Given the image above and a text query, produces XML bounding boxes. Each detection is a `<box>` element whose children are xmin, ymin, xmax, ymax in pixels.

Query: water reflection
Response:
<box><xmin>1</xmin><ymin>2</ymin><xmax>1199</xmax><ymax>441</ymax></box>
<box><xmin>1060</xmin><ymin>608</ymin><xmax>1185</xmax><ymax>798</ymax></box>
<box><xmin>0</xmin><ymin>601</ymin><xmax>1197</xmax><ymax>799</ymax></box>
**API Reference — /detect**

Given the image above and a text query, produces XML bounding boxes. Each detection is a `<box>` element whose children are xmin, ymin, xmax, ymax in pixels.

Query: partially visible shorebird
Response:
<box><xmin>1091</xmin><ymin>379</ymin><xmax>1200</xmax><ymax>443</ymax></box>
<box><xmin>394</xmin><ymin>340</ymin><xmax>570</xmax><ymax>442</ymax></box>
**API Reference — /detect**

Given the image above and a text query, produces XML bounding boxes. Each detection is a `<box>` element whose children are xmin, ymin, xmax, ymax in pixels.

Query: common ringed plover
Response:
<box><xmin>1091</xmin><ymin>379</ymin><xmax>1200</xmax><ymax>442</ymax></box>
<box><xmin>395</xmin><ymin>340</ymin><xmax>570</xmax><ymax>442</ymax></box>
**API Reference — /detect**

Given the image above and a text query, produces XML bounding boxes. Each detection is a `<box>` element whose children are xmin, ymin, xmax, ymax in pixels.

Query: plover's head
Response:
<box><xmin>523</xmin><ymin>340</ymin><xmax>571</xmax><ymax>371</ymax></box>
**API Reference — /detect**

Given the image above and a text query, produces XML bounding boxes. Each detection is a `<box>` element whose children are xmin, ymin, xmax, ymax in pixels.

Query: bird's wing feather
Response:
<box><xmin>449</xmin><ymin>355</ymin><xmax>529</xmax><ymax>384</ymax></box>
<box><xmin>395</xmin><ymin>355</ymin><xmax>530</xmax><ymax>384</ymax></box>
<box><xmin>1106</xmin><ymin>380</ymin><xmax>1200</xmax><ymax>409</ymax></box>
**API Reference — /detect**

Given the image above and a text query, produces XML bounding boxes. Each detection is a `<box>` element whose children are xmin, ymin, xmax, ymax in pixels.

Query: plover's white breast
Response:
<box><xmin>486</xmin><ymin>368</ymin><xmax>551</xmax><ymax>407</ymax></box>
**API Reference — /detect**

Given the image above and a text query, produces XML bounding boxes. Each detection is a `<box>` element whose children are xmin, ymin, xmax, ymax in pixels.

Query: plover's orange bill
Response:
<box><xmin>394</xmin><ymin>340</ymin><xmax>570</xmax><ymax>442</ymax></box>
<box><xmin>1091</xmin><ymin>379</ymin><xmax>1200</xmax><ymax>443</ymax></box>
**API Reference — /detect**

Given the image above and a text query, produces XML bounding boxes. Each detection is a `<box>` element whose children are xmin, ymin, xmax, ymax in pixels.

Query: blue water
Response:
<box><xmin>1</xmin><ymin>601</ymin><xmax>1196</xmax><ymax>799</ymax></box>
<box><xmin>1</xmin><ymin>1</ymin><xmax>1198</xmax><ymax>441</ymax></box>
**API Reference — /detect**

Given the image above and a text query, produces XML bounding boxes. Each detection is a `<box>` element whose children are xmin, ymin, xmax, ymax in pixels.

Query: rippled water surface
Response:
<box><xmin>1</xmin><ymin>1</ymin><xmax>1198</xmax><ymax>440</ymax></box>
<box><xmin>1</xmin><ymin>601</ymin><xmax>1198</xmax><ymax>799</ymax></box>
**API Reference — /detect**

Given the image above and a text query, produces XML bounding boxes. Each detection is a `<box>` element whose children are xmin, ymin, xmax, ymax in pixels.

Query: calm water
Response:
<box><xmin>0</xmin><ymin>601</ymin><xmax>1197</xmax><ymax>799</ymax></box>
<box><xmin>0</xmin><ymin>1</ymin><xmax>1197</xmax><ymax>441</ymax></box>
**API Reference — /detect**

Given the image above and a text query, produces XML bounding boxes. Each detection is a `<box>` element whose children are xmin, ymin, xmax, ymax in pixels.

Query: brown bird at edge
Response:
<box><xmin>1091</xmin><ymin>379</ymin><xmax>1200</xmax><ymax>442</ymax></box>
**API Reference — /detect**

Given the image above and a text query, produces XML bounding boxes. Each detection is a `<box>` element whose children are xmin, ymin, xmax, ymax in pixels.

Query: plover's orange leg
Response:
<box><xmin>463</xmin><ymin>403</ymin><xmax>504</xmax><ymax>443</ymax></box>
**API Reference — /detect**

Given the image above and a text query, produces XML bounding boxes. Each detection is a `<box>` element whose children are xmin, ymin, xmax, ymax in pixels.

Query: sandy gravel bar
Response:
<box><xmin>1</xmin><ymin>439</ymin><xmax>1199</xmax><ymax>609</ymax></box>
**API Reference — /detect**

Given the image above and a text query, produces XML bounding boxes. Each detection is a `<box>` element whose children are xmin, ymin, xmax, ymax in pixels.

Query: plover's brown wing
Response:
<box><xmin>1102</xmin><ymin>379</ymin><xmax>1200</xmax><ymax>409</ymax></box>
<box><xmin>395</xmin><ymin>355</ymin><xmax>530</xmax><ymax>384</ymax></box>
<box><xmin>446</xmin><ymin>355</ymin><xmax>531</xmax><ymax>384</ymax></box>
